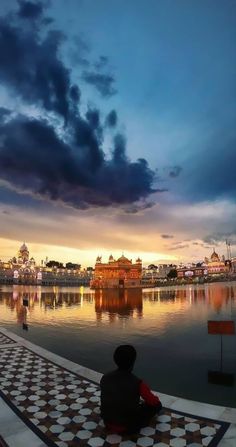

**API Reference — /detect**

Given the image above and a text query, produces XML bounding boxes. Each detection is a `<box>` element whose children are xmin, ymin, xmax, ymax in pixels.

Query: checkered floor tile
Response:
<box><xmin>0</xmin><ymin>333</ymin><xmax>16</xmax><ymax>346</ymax></box>
<box><xmin>0</xmin><ymin>344</ymin><xmax>229</xmax><ymax>447</ymax></box>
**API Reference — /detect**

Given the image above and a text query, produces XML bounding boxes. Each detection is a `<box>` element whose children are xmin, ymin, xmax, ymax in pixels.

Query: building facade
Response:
<box><xmin>176</xmin><ymin>249</ymin><xmax>230</xmax><ymax>280</ymax></box>
<box><xmin>0</xmin><ymin>243</ymin><xmax>90</xmax><ymax>286</ymax></box>
<box><xmin>177</xmin><ymin>266</ymin><xmax>207</xmax><ymax>279</ymax></box>
<box><xmin>90</xmin><ymin>255</ymin><xmax>142</xmax><ymax>289</ymax></box>
<box><xmin>205</xmin><ymin>250</ymin><xmax>230</xmax><ymax>276</ymax></box>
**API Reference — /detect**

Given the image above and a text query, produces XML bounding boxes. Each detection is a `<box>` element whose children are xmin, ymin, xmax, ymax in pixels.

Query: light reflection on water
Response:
<box><xmin>0</xmin><ymin>283</ymin><xmax>236</xmax><ymax>407</ymax></box>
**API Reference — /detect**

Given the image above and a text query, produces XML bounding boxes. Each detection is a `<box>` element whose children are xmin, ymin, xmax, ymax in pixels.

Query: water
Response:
<box><xmin>0</xmin><ymin>283</ymin><xmax>236</xmax><ymax>407</ymax></box>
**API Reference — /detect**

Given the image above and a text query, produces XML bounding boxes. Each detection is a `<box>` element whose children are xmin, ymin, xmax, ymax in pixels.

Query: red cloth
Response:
<box><xmin>139</xmin><ymin>381</ymin><xmax>160</xmax><ymax>406</ymax></box>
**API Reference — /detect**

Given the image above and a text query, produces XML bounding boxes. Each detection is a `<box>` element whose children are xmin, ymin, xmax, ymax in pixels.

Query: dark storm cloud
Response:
<box><xmin>113</xmin><ymin>134</ymin><xmax>127</xmax><ymax>163</ymax></box>
<box><xmin>94</xmin><ymin>55</ymin><xmax>109</xmax><ymax>70</ymax></box>
<box><xmin>0</xmin><ymin>114</ymin><xmax>157</xmax><ymax>208</ymax></box>
<box><xmin>124</xmin><ymin>201</ymin><xmax>155</xmax><ymax>214</ymax></box>
<box><xmin>203</xmin><ymin>232</ymin><xmax>236</xmax><ymax>246</ymax></box>
<box><xmin>82</xmin><ymin>71</ymin><xmax>117</xmax><ymax>97</ymax></box>
<box><xmin>82</xmin><ymin>53</ymin><xmax>115</xmax><ymax>98</ymax></box>
<box><xmin>105</xmin><ymin>110</ymin><xmax>118</xmax><ymax>128</ymax></box>
<box><xmin>68</xmin><ymin>35</ymin><xmax>90</xmax><ymax>67</ymax></box>
<box><xmin>168</xmin><ymin>166</ymin><xmax>182</xmax><ymax>178</ymax></box>
<box><xmin>69</xmin><ymin>85</ymin><xmax>81</xmax><ymax>104</ymax></box>
<box><xmin>0</xmin><ymin>1</ymin><xmax>158</xmax><ymax>209</ymax></box>
<box><xmin>85</xmin><ymin>107</ymin><xmax>103</xmax><ymax>143</ymax></box>
<box><xmin>18</xmin><ymin>0</ymin><xmax>44</xmax><ymax>19</ymax></box>
<box><xmin>85</xmin><ymin>108</ymin><xmax>100</xmax><ymax>130</ymax></box>
<box><xmin>0</xmin><ymin>6</ymin><xmax>71</xmax><ymax>120</ymax></box>
<box><xmin>0</xmin><ymin>115</ymin><xmax>78</xmax><ymax>192</ymax></box>
<box><xmin>0</xmin><ymin>107</ymin><xmax>11</xmax><ymax>120</ymax></box>
<box><xmin>161</xmin><ymin>234</ymin><xmax>174</xmax><ymax>239</ymax></box>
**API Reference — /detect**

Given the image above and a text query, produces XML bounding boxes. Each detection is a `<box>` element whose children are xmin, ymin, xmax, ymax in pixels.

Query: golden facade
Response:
<box><xmin>90</xmin><ymin>254</ymin><xmax>142</xmax><ymax>289</ymax></box>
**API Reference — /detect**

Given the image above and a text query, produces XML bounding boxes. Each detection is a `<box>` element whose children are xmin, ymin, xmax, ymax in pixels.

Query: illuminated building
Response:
<box><xmin>90</xmin><ymin>254</ymin><xmax>142</xmax><ymax>289</ymax></box>
<box><xmin>3</xmin><ymin>242</ymin><xmax>38</xmax><ymax>284</ymax></box>
<box><xmin>231</xmin><ymin>257</ymin><xmax>236</xmax><ymax>273</ymax></box>
<box><xmin>177</xmin><ymin>265</ymin><xmax>207</xmax><ymax>279</ymax></box>
<box><xmin>0</xmin><ymin>243</ymin><xmax>90</xmax><ymax>286</ymax></box>
<box><xmin>177</xmin><ymin>249</ymin><xmax>230</xmax><ymax>280</ymax></box>
<box><xmin>205</xmin><ymin>249</ymin><xmax>229</xmax><ymax>275</ymax></box>
<box><xmin>17</xmin><ymin>242</ymin><xmax>31</xmax><ymax>264</ymax></box>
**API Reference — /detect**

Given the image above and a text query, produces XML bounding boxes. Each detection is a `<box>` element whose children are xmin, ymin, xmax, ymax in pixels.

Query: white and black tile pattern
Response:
<box><xmin>0</xmin><ymin>333</ymin><xmax>16</xmax><ymax>346</ymax></box>
<box><xmin>0</xmin><ymin>344</ymin><xmax>230</xmax><ymax>447</ymax></box>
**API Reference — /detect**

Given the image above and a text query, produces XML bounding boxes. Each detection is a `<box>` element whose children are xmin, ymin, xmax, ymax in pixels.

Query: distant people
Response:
<box><xmin>100</xmin><ymin>345</ymin><xmax>162</xmax><ymax>434</ymax></box>
<box><xmin>23</xmin><ymin>296</ymin><xmax>29</xmax><ymax>307</ymax></box>
<box><xmin>21</xmin><ymin>298</ymin><xmax>29</xmax><ymax>331</ymax></box>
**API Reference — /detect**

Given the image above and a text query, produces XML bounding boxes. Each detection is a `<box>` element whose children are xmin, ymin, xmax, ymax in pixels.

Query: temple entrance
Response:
<box><xmin>119</xmin><ymin>279</ymin><xmax>124</xmax><ymax>288</ymax></box>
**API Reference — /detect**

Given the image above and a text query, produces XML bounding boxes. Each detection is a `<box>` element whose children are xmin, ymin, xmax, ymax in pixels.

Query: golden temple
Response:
<box><xmin>90</xmin><ymin>254</ymin><xmax>142</xmax><ymax>289</ymax></box>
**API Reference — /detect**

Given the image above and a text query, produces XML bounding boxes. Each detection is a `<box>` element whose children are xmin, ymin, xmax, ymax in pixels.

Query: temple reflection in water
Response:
<box><xmin>0</xmin><ymin>283</ymin><xmax>235</xmax><ymax>322</ymax></box>
<box><xmin>94</xmin><ymin>288</ymin><xmax>143</xmax><ymax>321</ymax></box>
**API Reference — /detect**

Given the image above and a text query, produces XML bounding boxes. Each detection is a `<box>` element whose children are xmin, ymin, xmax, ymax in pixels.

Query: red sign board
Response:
<box><xmin>208</xmin><ymin>320</ymin><xmax>235</xmax><ymax>335</ymax></box>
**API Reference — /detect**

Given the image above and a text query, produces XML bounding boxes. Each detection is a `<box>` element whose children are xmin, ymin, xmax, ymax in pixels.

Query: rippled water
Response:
<box><xmin>0</xmin><ymin>283</ymin><xmax>236</xmax><ymax>407</ymax></box>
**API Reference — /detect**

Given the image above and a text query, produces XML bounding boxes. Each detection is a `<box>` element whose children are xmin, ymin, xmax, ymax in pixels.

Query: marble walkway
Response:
<box><xmin>0</xmin><ymin>328</ymin><xmax>235</xmax><ymax>447</ymax></box>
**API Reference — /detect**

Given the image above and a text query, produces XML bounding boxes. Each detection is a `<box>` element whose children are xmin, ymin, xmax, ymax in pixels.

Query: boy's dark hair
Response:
<box><xmin>113</xmin><ymin>345</ymin><xmax>137</xmax><ymax>370</ymax></box>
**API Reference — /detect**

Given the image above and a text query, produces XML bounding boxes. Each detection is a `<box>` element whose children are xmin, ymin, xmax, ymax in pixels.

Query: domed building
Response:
<box><xmin>210</xmin><ymin>250</ymin><xmax>220</xmax><ymax>263</ymax></box>
<box><xmin>9</xmin><ymin>242</ymin><xmax>36</xmax><ymax>269</ymax></box>
<box><xmin>8</xmin><ymin>243</ymin><xmax>38</xmax><ymax>284</ymax></box>
<box><xmin>109</xmin><ymin>254</ymin><xmax>114</xmax><ymax>263</ymax></box>
<box><xmin>91</xmin><ymin>254</ymin><xmax>142</xmax><ymax>289</ymax></box>
<box><xmin>0</xmin><ymin>243</ymin><xmax>88</xmax><ymax>286</ymax></box>
<box><xmin>17</xmin><ymin>242</ymin><xmax>29</xmax><ymax>264</ymax></box>
<box><xmin>205</xmin><ymin>249</ymin><xmax>229</xmax><ymax>275</ymax></box>
<box><xmin>117</xmin><ymin>255</ymin><xmax>132</xmax><ymax>264</ymax></box>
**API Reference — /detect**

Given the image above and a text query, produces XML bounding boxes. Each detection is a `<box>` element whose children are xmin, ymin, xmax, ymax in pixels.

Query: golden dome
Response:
<box><xmin>20</xmin><ymin>242</ymin><xmax>29</xmax><ymax>253</ymax></box>
<box><xmin>18</xmin><ymin>242</ymin><xmax>29</xmax><ymax>261</ymax></box>
<box><xmin>117</xmin><ymin>255</ymin><xmax>131</xmax><ymax>263</ymax></box>
<box><xmin>211</xmin><ymin>250</ymin><xmax>220</xmax><ymax>262</ymax></box>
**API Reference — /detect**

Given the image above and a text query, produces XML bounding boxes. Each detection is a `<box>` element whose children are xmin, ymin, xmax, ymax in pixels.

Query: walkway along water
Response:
<box><xmin>0</xmin><ymin>327</ymin><xmax>235</xmax><ymax>447</ymax></box>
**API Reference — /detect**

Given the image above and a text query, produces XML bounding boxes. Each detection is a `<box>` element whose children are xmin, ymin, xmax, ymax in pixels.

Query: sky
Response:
<box><xmin>0</xmin><ymin>0</ymin><xmax>236</xmax><ymax>267</ymax></box>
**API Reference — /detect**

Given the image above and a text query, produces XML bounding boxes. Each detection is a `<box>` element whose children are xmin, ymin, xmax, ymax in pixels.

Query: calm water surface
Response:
<box><xmin>0</xmin><ymin>283</ymin><xmax>235</xmax><ymax>407</ymax></box>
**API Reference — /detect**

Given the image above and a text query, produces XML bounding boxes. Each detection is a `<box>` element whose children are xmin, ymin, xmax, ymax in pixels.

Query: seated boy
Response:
<box><xmin>100</xmin><ymin>344</ymin><xmax>162</xmax><ymax>434</ymax></box>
